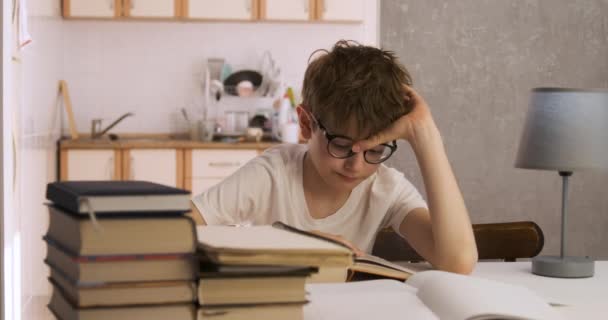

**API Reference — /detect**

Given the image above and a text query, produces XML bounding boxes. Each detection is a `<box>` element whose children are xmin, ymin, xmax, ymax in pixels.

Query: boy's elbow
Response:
<box><xmin>451</xmin><ymin>252</ymin><xmax>478</xmax><ymax>275</ymax></box>
<box><xmin>436</xmin><ymin>250</ymin><xmax>478</xmax><ymax>275</ymax></box>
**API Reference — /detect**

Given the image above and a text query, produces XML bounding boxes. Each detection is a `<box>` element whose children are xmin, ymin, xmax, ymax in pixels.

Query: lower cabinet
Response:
<box><xmin>60</xmin><ymin>147</ymin><xmax>262</xmax><ymax>194</ymax></box>
<box><xmin>60</xmin><ymin>146</ymin><xmax>264</xmax><ymax>225</ymax></box>
<box><xmin>60</xmin><ymin>149</ymin><xmax>122</xmax><ymax>181</ymax></box>
<box><xmin>123</xmin><ymin>149</ymin><xmax>182</xmax><ymax>188</ymax></box>
<box><xmin>186</xmin><ymin>149</ymin><xmax>259</xmax><ymax>197</ymax></box>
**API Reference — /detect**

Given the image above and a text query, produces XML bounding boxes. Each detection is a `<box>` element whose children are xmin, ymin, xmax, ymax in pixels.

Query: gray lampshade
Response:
<box><xmin>516</xmin><ymin>88</ymin><xmax>608</xmax><ymax>171</ymax></box>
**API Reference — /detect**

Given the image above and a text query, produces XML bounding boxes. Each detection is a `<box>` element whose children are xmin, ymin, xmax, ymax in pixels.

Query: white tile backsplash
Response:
<box><xmin>61</xmin><ymin>12</ymin><xmax>378</xmax><ymax>134</ymax></box>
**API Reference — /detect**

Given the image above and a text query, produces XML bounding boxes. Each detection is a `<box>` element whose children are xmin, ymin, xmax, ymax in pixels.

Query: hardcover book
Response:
<box><xmin>198</xmin><ymin>264</ymin><xmax>315</xmax><ymax>305</ymax></box>
<box><xmin>46</xmin><ymin>180</ymin><xmax>191</xmax><ymax>214</ymax></box>
<box><xmin>44</xmin><ymin>239</ymin><xmax>197</xmax><ymax>283</ymax></box>
<box><xmin>49</xmin><ymin>269</ymin><xmax>196</xmax><ymax>307</ymax></box>
<box><xmin>49</xmin><ymin>287</ymin><xmax>196</xmax><ymax>320</ymax></box>
<box><xmin>46</xmin><ymin>205</ymin><xmax>196</xmax><ymax>256</ymax></box>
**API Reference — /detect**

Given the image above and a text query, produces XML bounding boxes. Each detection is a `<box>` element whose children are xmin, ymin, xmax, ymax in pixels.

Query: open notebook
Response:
<box><xmin>305</xmin><ymin>270</ymin><xmax>562</xmax><ymax>320</ymax></box>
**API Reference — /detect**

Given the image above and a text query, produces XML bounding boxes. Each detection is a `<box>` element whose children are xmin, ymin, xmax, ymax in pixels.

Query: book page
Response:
<box><xmin>356</xmin><ymin>254</ymin><xmax>422</xmax><ymax>273</ymax></box>
<box><xmin>408</xmin><ymin>271</ymin><xmax>562</xmax><ymax>320</ymax></box>
<box><xmin>304</xmin><ymin>280</ymin><xmax>438</xmax><ymax>320</ymax></box>
<box><xmin>196</xmin><ymin>226</ymin><xmax>351</xmax><ymax>254</ymax></box>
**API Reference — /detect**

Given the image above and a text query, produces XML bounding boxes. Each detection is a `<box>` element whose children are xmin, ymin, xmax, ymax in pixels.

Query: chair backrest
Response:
<box><xmin>372</xmin><ymin>221</ymin><xmax>544</xmax><ymax>262</ymax></box>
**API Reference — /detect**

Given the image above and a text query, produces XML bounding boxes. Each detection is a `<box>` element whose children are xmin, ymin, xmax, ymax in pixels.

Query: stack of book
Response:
<box><xmin>195</xmin><ymin>222</ymin><xmax>419</xmax><ymax>319</ymax></box>
<box><xmin>196</xmin><ymin>224</ymin><xmax>346</xmax><ymax>320</ymax></box>
<box><xmin>44</xmin><ymin>180</ymin><xmax>198</xmax><ymax>320</ymax></box>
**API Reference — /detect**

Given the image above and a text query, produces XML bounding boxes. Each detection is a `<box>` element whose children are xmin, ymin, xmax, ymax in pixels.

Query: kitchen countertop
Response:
<box><xmin>59</xmin><ymin>136</ymin><xmax>281</xmax><ymax>150</ymax></box>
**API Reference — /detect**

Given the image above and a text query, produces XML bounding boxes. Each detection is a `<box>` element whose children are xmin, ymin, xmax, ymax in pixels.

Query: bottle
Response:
<box><xmin>278</xmin><ymin>96</ymin><xmax>292</xmax><ymax>129</ymax></box>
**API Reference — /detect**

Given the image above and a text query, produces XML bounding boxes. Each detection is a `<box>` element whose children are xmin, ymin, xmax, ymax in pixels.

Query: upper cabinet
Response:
<box><xmin>184</xmin><ymin>0</ymin><xmax>257</xmax><ymax>21</ymax></box>
<box><xmin>260</xmin><ymin>0</ymin><xmax>313</xmax><ymax>22</ymax></box>
<box><xmin>317</xmin><ymin>0</ymin><xmax>364</xmax><ymax>22</ymax></box>
<box><xmin>63</xmin><ymin>0</ymin><xmax>363</xmax><ymax>22</ymax></box>
<box><xmin>63</xmin><ymin>0</ymin><xmax>120</xmax><ymax>18</ymax></box>
<box><xmin>124</xmin><ymin>0</ymin><xmax>178</xmax><ymax>18</ymax></box>
<box><xmin>64</xmin><ymin>0</ymin><xmax>180</xmax><ymax>19</ymax></box>
<box><xmin>260</xmin><ymin>0</ymin><xmax>363</xmax><ymax>22</ymax></box>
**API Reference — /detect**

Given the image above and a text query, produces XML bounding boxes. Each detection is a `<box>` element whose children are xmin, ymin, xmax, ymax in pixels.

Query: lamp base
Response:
<box><xmin>532</xmin><ymin>256</ymin><xmax>594</xmax><ymax>278</ymax></box>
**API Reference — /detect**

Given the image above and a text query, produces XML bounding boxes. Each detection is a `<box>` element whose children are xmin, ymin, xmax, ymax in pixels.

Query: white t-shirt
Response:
<box><xmin>192</xmin><ymin>144</ymin><xmax>427</xmax><ymax>253</ymax></box>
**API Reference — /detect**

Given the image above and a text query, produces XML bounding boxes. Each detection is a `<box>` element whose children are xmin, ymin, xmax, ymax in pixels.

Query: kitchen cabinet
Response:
<box><xmin>259</xmin><ymin>0</ymin><xmax>362</xmax><ymax>23</ymax></box>
<box><xmin>59</xmin><ymin>139</ymin><xmax>274</xmax><ymax>196</ymax></box>
<box><xmin>122</xmin><ymin>149</ymin><xmax>183</xmax><ymax>188</ymax></box>
<box><xmin>63</xmin><ymin>0</ymin><xmax>120</xmax><ymax>18</ymax></box>
<box><xmin>123</xmin><ymin>0</ymin><xmax>179</xmax><ymax>18</ymax></box>
<box><xmin>316</xmin><ymin>0</ymin><xmax>364</xmax><ymax>22</ymax></box>
<box><xmin>63</xmin><ymin>0</ymin><xmax>180</xmax><ymax>19</ymax></box>
<box><xmin>186</xmin><ymin>149</ymin><xmax>258</xmax><ymax>196</ymax></box>
<box><xmin>260</xmin><ymin>0</ymin><xmax>314</xmax><ymax>21</ymax></box>
<box><xmin>60</xmin><ymin>149</ymin><xmax>122</xmax><ymax>180</ymax></box>
<box><xmin>184</xmin><ymin>0</ymin><xmax>257</xmax><ymax>21</ymax></box>
<box><xmin>63</xmin><ymin>0</ymin><xmax>363</xmax><ymax>22</ymax></box>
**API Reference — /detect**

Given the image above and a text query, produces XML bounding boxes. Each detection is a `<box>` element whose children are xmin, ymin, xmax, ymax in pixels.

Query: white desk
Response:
<box><xmin>24</xmin><ymin>261</ymin><xmax>607</xmax><ymax>320</ymax></box>
<box><xmin>304</xmin><ymin>261</ymin><xmax>607</xmax><ymax>320</ymax></box>
<box><xmin>471</xmin><ymin>261</ymin><xmax>607</xmax><ymax>319</ymax></box>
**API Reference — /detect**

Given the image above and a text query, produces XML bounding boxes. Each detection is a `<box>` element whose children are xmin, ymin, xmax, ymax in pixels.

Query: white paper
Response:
<box><xmin>304</xmin><ymin>280</ymin><xmax>438</xmax><ymax>320</ymax></box>
<box><xmin>408</xmin><ymin>271</ymin><xmax>563</xmax><ymax>320</ymax></box>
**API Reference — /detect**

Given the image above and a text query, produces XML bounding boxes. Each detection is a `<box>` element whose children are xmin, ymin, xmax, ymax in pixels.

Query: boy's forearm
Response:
<box><xmin>411</xmin><ymin>123</ymin><xmax>478</xmax><ymax>273</ymax></box>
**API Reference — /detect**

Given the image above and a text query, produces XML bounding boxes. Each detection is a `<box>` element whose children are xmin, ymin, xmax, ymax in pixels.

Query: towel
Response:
<box><xmin>14</xmin><ymin>0</ymin><xmax>32</xmax><ymax>50</ymax></box>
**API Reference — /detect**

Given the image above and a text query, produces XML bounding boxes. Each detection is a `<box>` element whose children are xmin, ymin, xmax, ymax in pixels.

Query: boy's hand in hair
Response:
<box><xmin>354</xmin><ymin>85</ymin><xmax>478</xmax><ymax>274</ymax></box>
<box><xmin>352</xmin><ymin>85</ymin><xmax>438</xmax><ymax>152</ymax></box>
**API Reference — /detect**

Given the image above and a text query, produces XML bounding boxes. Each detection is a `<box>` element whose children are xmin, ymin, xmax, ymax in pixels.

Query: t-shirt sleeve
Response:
<box><xmin>191</xmin><ymin>159</ymin><xmax>273</xmax><ymax>225</ymax></box>
<box><xmin>384</xmin><ymin>175</ymin><xmax>428</xmax><ymax>233</ymax></box>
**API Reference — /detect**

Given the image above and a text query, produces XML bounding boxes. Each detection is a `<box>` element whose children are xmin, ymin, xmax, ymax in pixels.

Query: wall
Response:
<box><xmin>61</xmin><ymin>1</ymin><xmax>378</xmax><ymax>135</ymax></box>
<box><xmin>1</xmin><ymin>1</ymin><xmax>7</xmax><ymax>318</ymax></box>
<box><xmin>4</xmin><ymin>0</ymin><xmax>63</xmax><ymax>309</ymax></box>
<box><xmin>381</xmin><ymin>0</ymin><xmax>608</xmax><ymax>258</ymax></box>
<box><xmin>5</xmin><ymin>1</ymin><xmax>378</xmax><ymax>301</ymax></box>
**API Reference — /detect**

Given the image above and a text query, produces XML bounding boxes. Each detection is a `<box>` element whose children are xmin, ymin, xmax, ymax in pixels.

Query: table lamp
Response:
<box><xmin>515</xmin><ymin>87</ymin><xmax>608</xmax><ymax>278</ymax></box>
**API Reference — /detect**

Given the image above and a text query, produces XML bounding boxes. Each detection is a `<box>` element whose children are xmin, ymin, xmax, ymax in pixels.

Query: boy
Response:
<box><xmin>192</xmin><ymin>40</ymin><xmax>477</xmax><ymax>274</ymax></box>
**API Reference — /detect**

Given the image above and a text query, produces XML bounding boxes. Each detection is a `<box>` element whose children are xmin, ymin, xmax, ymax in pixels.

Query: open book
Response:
<box><xmin>272</xmin><ymin>222</ymin><xmax>422</xmax><ymax>281</ymax></box>
<box><xmin>196</xmin><ymin>222</ymin><xmax>421</xmax><ymax>283</ymax></box>
<box><xmin>197</xmin><ymin>224</ymin><xmax>352</xmax><ymax>282</ymax></box>
<box><xmin>305</xmin><ymin>270</ymin><xmax>562</xmax><ymax>320</ymax></box>
<box><xmin>350</xmin><ymin>253</ymin><xmax>428</xmax><ymax>281</ymax></box>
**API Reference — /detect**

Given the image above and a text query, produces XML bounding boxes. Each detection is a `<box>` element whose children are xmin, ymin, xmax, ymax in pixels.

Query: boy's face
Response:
<box><xmin>306</xmin><ymin>116</ymin><xmax>380</xmax><ymax>192</ymax></box>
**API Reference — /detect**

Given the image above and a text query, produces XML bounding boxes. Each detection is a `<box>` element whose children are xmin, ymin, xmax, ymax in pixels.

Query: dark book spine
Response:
<box><xmin>46</xmin><ymin>183</ymin><xmax>80</xmax><ymax>214</ymax></box>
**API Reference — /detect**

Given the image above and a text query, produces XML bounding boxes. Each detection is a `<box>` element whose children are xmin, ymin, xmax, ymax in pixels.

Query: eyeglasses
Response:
<box><xmin>313</xmin><ymin>117</ymin><xmax>397</xmax><ymax>164</ymax></box>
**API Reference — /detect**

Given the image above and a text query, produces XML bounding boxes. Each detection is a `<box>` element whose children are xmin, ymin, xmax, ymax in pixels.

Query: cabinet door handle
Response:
<box><xmin>130</xmin><ymin>156</ymin><xmax>135</xmax><ymax>180</ymax></box>
<box><xmin>245</xmin><ymin>0</ymin><xmax>251</xmax><ymax>13</ymax></box>
<box><xmin>208</xmin><ymin>161</ymin><xmax>241</xmax><ymax>167</ymax></box>
<box><xmin>109</xmin><ymin>0</ymin><xmax>114</xmax><ymax>10</ymax></box>
<box><xmin>108</xmin><ymin>157</ymin><xmax>114</xmax><ymax>179</ymax></box>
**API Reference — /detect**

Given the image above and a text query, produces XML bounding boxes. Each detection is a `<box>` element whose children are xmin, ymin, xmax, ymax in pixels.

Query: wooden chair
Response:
<box><xmin>372</xmin><ymin>221</ymin><xmax>544</xmax><ymax>262</ymax></box>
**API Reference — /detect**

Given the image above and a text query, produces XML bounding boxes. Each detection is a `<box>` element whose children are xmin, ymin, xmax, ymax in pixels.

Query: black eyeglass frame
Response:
<box><xmin>312</xmin><ymin>117</ymin><xmax>398</xmax><ymax>164</ymax></box>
